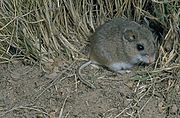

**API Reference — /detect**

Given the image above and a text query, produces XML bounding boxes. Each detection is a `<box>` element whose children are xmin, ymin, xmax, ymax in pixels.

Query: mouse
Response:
<box><xmin>78</xmin><ymin>17</ymin><xmax>156</xmax><ymax>89</ymax></box>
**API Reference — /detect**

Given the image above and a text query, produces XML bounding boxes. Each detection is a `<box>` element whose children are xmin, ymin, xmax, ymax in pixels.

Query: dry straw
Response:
<box><xmin>0</xmin><ymin>0</ymin><xmax>179</xmax><ymax>66</ymax></box>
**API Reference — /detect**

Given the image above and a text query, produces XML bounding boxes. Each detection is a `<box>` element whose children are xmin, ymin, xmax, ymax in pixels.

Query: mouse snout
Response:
<box><xmin>139</xmin><ymin>53</ymin><xmax>156</xmax><ymax>64</ymax></box>
<box><xmin>147</xmin><ymin>54</ymin><xmax>156</xmax><ymax>64</ymax></box>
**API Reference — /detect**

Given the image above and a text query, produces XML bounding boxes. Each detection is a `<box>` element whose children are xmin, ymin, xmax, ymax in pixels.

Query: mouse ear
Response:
<box><xmin>123</xmin><ymin>29</ymin><xmax>138</xmax><ymax>42</ymax></box>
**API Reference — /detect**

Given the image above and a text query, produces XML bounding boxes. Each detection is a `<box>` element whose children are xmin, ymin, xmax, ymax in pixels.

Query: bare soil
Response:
<box><xmin>0</xmin><ymin>61</ymin><xmax>179</xmax><ymax>118</ymax></box>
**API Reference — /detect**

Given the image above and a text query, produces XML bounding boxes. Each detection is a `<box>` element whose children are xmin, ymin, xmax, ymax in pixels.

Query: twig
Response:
<box><xmin>32</xmin><ymin>61</ymin><xmax>75</xmax><ymax>103</ymax></box>
<box><xmin>0</xmin><ymin>105</ymin><xmax>49</xmax><ymax>117</ymax></box>
<box><xmin>58</xmin><ymin>95</ymin><xmax>69</xmax><ymax>118</ymax></box>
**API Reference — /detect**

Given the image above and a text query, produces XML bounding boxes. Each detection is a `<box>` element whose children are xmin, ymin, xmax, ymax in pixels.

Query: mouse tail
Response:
<box><xmin>77</xmin><ymin>61</ymin><xmax>96</xmax><ymax>89</ymax></box>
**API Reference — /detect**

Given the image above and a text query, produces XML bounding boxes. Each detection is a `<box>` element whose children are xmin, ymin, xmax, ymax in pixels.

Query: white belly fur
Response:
<box><xmin>109</xmin><ymin>62</ymin><xmax>133</xmax><ymax>72</ymax></box>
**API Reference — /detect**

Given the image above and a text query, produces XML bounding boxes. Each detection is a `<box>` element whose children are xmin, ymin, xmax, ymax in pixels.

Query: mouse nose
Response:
<box><xmin>147</xmin><ymin>54</ymin><xmax>156</xmax><ymax>63</ymax></box>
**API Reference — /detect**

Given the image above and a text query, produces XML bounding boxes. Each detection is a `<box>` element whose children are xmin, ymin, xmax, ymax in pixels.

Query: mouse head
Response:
<box><xmin>122</xmin><ymin>26</ymin><xmax>156</xmax><ymax>65</ymax></box>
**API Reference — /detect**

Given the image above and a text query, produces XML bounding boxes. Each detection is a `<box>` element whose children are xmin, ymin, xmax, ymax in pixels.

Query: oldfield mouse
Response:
<box><xmin>78</xmin><ymin>17</ymin><xmax>156</xmax><ymax>88</ymax></box>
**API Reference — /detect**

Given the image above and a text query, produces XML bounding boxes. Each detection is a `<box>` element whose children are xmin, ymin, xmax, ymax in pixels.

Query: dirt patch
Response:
<box><xmin>0</xmin><ymin>61</ymin><xmax>179</xmax><ymax>118</ymax></box>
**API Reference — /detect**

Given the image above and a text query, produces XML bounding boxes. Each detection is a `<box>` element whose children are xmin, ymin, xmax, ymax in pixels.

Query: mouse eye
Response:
<box><xmin>136</xmin><ymin>44</ymin><xmax>144</xmax><ymax>51</ymax></box>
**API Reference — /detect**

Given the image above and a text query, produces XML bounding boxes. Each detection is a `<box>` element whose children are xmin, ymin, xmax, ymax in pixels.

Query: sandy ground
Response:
<box><xmin>0</xmin><ymin>61</ymin><xmax>179</xmax><ymax>118</ymax></box>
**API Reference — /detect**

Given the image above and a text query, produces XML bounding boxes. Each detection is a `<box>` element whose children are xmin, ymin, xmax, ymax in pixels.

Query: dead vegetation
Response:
<box><xmin>0</xmin><ymin>0</ymin><xmax>179</xmax><ymax>117</ymax></box>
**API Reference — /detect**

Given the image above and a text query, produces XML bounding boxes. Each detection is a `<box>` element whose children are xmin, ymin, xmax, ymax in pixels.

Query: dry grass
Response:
<box><xmin>0</xmin><ymin>0</ymin><xmax>179</xmax><ymax>65</ymax></box>
<box><xmin>0</xmin><ymin>0</ymin><xmax>179</xmax><ymax>117</ymax></box>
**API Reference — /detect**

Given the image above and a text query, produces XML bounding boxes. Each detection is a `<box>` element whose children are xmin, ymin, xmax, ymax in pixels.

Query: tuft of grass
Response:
<box><xmin>0</xmin><ymin>0</ymin><xmax>179</xmax><ymax>65</ymax></box>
